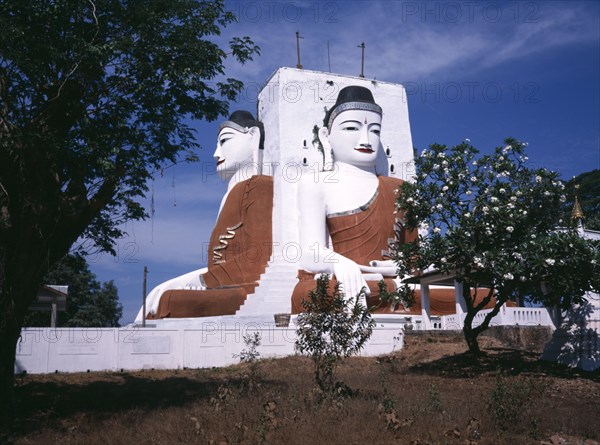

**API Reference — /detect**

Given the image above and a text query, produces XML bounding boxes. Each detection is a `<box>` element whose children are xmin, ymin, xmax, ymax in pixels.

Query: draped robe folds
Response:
<box><xmin>149</xmin><ymin>175</ymin><xmax>273</xmax><ymax>319</ymax></box>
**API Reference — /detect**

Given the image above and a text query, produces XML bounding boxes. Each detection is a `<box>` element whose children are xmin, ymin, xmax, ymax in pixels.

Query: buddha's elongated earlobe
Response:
<box><xmin>318</xmin><ymin>126</ymin><xmax>333</xmax><ymax>172</ymax></box>
<box><xmin>249</xmin><ymin>126</ymin><xmax>262</xmax><ymax>175</ymax></box>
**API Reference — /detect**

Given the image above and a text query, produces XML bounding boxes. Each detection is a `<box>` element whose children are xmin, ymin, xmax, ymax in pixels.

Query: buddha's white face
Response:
<box><xmin>323</xmin><ymin>109</ymin><xmax>381</xmax><ymax>168</ymax></box>
<box><xmin>213</xmin><ymin>126</ymin><xmax>256</xmax><ymax>180</ymax></box>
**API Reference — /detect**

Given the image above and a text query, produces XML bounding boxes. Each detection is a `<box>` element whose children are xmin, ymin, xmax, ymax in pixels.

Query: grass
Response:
<box><xmin>6</xmin><ymin>334</ymin><xmax>600</xmax><ymax>445</ymax></box>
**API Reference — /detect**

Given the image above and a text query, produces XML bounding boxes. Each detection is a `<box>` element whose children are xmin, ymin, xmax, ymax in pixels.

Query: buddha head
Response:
<box><xmin>319</xmin><ymin>86</ymin><xmax>382</xmax><ymax>170</ymax></box>
<box><xmin>214</xmin><ymin>110</ymin><xmax>264</xmax><ymax>180</ymax></box>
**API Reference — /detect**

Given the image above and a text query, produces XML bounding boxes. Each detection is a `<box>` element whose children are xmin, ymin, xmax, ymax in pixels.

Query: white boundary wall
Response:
<box><xmin>15</xmin><ymin>316</ymin><xmax>405</xmax><ymax>374</ymax></box>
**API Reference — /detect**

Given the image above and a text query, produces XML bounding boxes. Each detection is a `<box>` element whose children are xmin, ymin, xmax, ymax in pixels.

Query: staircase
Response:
<box><xmin>235</xmin><ymin>257</ymin><xmax>298</xmax><ymax>316</ymax></box>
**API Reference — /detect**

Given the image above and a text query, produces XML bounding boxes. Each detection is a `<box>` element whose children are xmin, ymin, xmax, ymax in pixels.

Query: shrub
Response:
<box><xmin>295</xmin><ymin>274</ymin><xmax>375</xmax><ymax>393</ymax></box>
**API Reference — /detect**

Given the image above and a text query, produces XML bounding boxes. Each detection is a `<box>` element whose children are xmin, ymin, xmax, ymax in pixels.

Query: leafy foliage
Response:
<box><xmin>0</xmin><ymin>0</ymin><xmax>260</xmax><ymax>256</ymax></box>
<box><xmin>295</xmin><ymin>275</ymin><xmax>375</xmax><ymax>393</ymax></box>
<box><xmin>395</xmin><ymin>138</ymin><xmax>599</xmax><ymax>352</ymax></box>
<box><xmin>377</xmin><ymin>279</ymin><xmax>415</xmax><ymax>311</ymax></box>
<box><xmin>23</xmin><ymin>254</ymin><xmax>122</xmax><ymax>327</ymax></box>
<box><xmin>0</xmin><ymin>1</ymin><xmax>258</xmax><ymax>424</ymax></box>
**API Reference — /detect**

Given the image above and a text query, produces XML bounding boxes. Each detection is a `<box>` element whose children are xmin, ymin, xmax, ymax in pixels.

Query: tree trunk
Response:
<box><xmin>461</xmin><ymin>282</ymin><xmax>483</xmax><ymax>355</ymax></box>
<box><xmin>0</xmin><ymin>249</ymin><xmax>46</xmax><ymax>429</ymax></box>
<box><xmin>0</xmin><ymin>289</ymin><xmax>21</xmax><ymax>429</ymax></box>
<box><xmin>462</xmin><ymin>314</ymin><xmax>481</xmax><ymax>355</ymax></box>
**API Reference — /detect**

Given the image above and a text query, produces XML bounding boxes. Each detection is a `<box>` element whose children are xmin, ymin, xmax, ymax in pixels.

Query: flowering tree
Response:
<box><xmin>395</xmin><ymin>138</ymin><xmax>599</xmax><ymax>354</ymax></box>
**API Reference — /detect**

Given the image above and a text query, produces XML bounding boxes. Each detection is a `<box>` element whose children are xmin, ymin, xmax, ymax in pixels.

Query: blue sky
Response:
<box><xmin>87</xmin><ymin>0</ymin><xmax>600</xmax><ymax>324</ymax></box>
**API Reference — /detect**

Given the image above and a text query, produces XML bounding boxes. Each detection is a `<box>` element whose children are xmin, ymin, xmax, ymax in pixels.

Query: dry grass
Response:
<box><xmin>6</xmin><ymin>334</ymin><xmax>600</xmax><ymax>445</ymax></box>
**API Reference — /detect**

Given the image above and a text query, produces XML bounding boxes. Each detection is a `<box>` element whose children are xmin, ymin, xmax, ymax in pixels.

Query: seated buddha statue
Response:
<box><xmin>136</xmin><ymin>111</ymin><xmax>274</xmax><ymax>321</ymax></box>
<box><xmin>291</xmin><ymin>85</ymin><xmax>417</xmax><ymax>313</ymax></box>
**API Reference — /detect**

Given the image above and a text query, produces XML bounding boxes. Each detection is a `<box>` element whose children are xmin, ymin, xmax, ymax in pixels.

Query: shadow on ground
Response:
<box><xmin>407</xmin><ymin>347</ymin><xmax>600</xmax><ymax>381</ymax></box>
<box><xmin>12</xmin><ymin>371</ymin><xmax>285</xmax><ymax>437</ymax></box>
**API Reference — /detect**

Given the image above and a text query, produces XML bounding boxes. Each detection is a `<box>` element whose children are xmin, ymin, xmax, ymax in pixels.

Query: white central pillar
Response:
<box><xmin>421</xmin><ymin>283</ymin><xmax>431</xmax><ymax>329</ymax></box>
<box><xmin>454</xmin><ymin>280</ymin><xmax>467</xmax><ymax>314</ymax></box>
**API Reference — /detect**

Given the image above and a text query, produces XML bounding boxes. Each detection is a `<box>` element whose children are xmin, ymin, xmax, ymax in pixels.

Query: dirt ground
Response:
<box><xmin>5</xmin><ymin>333</ymin><xmax>600</xmax><ymax>445</ymax></box>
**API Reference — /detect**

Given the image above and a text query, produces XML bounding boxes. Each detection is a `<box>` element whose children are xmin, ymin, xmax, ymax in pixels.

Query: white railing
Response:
<box><xmin>437</xmin><ymin>307</ymin><xmax>555</xmax><ymax>331</ymax></box>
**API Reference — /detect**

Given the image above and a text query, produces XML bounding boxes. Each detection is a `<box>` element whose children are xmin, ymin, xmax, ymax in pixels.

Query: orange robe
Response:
<box><xmin>292</xmin><ymin>176</ymin><xmax>417</xmax><ymax>314</ymax></box>
<box><xmin>149</xmin><ymin>175</ymin><xmax>273</xmax><ymax>319</ymax></box>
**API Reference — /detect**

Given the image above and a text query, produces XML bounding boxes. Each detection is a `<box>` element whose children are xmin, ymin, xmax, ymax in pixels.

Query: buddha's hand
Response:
<box><xmin>332</xmin><ymin>256</ymin><xmax>370</xmax><ymax>308</ymax></box>
<box><xmin>359</xmin><ymin>260</ymin><xmax>398</xmax><ymax>277</ymax></box>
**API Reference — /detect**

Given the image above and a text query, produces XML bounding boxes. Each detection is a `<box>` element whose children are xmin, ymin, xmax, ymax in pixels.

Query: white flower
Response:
<box><xmin>531</xmin><ymin>234</ymin><xmax>536</xmax><ymax>239</ymax></box>
<box><xmin>506</xmin><ymin>226</ymin><xmax>514</xmax><ymax>233</ymax></box>
<box><xmin>406</xmin><ymin>197</ymin><xmax>414</xmax><ymax>203</ymax></box>
<box><xmin>493</xmin><ymin>206</ymin><xmax>499</xmax><ymax>212</ymax></box>
<box><xmin>499</xmin><ymin>188</ymin><xmax>506</xmax><ymax>194</ymax></box>
<box><xmin>490</xmin><ymin>196</ymin><xmax>499</xmax><ymax>203</ymax></box>
<box><xmin>516</xmin><ymin>190</ymin><xmax>522</xmax><ymax>196</ymax></box>
<box><xmin>508</xmin><ymin>203</ymin><xmax>515</xmax><ymax>209</ymax></box>
<box><xmin>442</xmin><ymin>185</ymin><xmax>449</xmax><ymax>191</ymax></box>
<box><xmin>546</xmin><ymin>259</ymin><xmax>556</xmax><ymax>266</ymax></box>
<box><xmin>535</xmin><ymin>175</ymin><xmax>542</xmax><ymax>183</ymax></box>
<box><xmin>470</xmin><ymin>176</ymin><xmax>478</xmax><ymax>182</ymax></box>
<box><xmin>464</xmin><ymin>212</ymin><xmax>471</xmax><ymax>218</ymax></box>
<box><xmin>433</xmin><ymin>227</ymin><xmax>441</xmax><ymax>233</ymax></box>
<box><xmin>520</xmin><ymin>276</ymin><xmax>527</xmax><ymax>282</ymax></box>
<box><xmin>485</xmin><ymin>229</ymin><xmax>492</xmax><ymax>235</ymax></box>
<box><xmin>441</xmin><ymin>257</ymin><xmax>447</xmax><ymax>263</ymax></box>
<box><xmin>503</xmin><ymin>145</ymin><xmax>512</xmax><ymax>153</ymax></box>
<box><xmin>522</xmin><ymin>210</ymin><xmax>528</xmax><ymax>215</ymax></box>
<box><xmin>437</xmin><ymin>152</ymin><xmax>446</xmax><ymax>158</ymax></box>
<box><xmin>433</xmin><ymin>164</ymin><xmax>440</xmax><ymax>170</ymax></box>
<box><xmin>466</xmin><ymin>190</ymin><xmax>472</xmax><ymax>195</ymax></box>
<box><xmin>482</xmin><ymin>206</ymin><xmax>489</xmax><ymax>213</ymax></box>
<box><xmin>499</xmin><ymin>156</ymin><xmax>505</xmax><ymax>161</ymax></box>
<box><xmin>442</xmin><ymin>160</ymin><xmax>449</xmax><ymax>167</ymax></box>
<box><xmin>510</xmin><ymin>196</ymin><xmax>517</xmax><ymax>201</ymax></box>
<box><xmin>472</xmin><ymin>160</ymin><xmax>478</xmax><ymax>166</ymax></box>
<box><xmin>544</xmin><ymin>191</ymin><xmax>551</xmax><ymax>196</ymax></box>
<box><xmin>503</xmin><ymin>273</ymin><xmax>514</xmax><ymax>280</ymax></box>
<box><xmin>513</xmin><ymin>252</ymin><xmax>523</xmax><ymax>260</ymax></box>
<box><xmin>436</xmin><ymin>203</ymin><xmax>443</xmax><ymax>209</ymax></box>
<box><xmin>421</xmin><ymin>173</ymin><xmax>428</xmax><ymax>179</ymax></box>
<box><xmin>559</xmin><ymin>195</ymin><xmax>566</xmax><ymax>202</ymax></box>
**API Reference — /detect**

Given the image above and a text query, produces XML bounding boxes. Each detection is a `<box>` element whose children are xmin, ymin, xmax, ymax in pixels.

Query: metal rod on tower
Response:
<box><xmin>296</xmin><ymin>31</ymin><xmax>304</xmax><ymax>69</ymax></box>
<box><xmin>142</xmin><ymin>266</ymin><xmax>148</xmax><ymax>327</ymax></box>
<box><xmin>358</xmin><ymin>42</ymin><xmax>365</xmax><ymax>78</ymax></box>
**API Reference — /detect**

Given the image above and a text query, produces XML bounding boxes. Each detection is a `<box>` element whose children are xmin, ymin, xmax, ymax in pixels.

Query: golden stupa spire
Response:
<box><xmin>571</xmin><ymin>184</ymin><xmax>585</xmax><ymax>221</ymax></box>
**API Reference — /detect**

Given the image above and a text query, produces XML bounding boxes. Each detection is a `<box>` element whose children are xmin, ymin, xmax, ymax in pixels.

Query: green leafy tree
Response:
<box><xmin>0</xmin><ymin>0</ymin><xmax>258</xmax><ymax>425</ymax></box>
<box><xmin>23</xmin><ymin>254</ymin><xmax>122</xmax><ymax>327</ymax></box>
<box><xmin>295</xmin><ymin>275</ymin><xmax>375</xmax><ymax>394</ymax></box>
<box><xmin>395</xmin><ymin>139</ymin><xmax>599</xmax><ymax>354</ymax></box>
